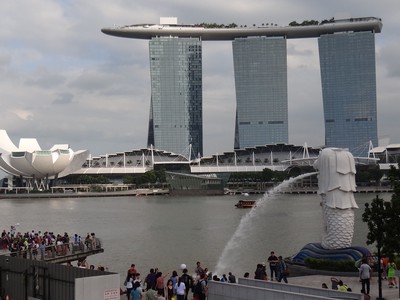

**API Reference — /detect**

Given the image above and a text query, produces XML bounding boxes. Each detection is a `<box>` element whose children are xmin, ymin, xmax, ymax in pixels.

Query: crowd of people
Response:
<box><xmin>321</xmin><ymin>255</ymin><xmax>399</xmax><ymax>299</ymax></box>
<box><xmin>119</xmin><ymin>252</ymin><xmax>398</xmax><ymax>300</ymax></box>
<box><xmin>0</xmin><ymin>227</ymin><xmax>100</xmax><ymax>260</ymax></box>
<box><xmin>381</xmin><ymin>256</ymin><xmax>398</xmax><ymax>288</ymax></box>
<box><xmin>121</xmin><ymin>251</ymin><xmax>292</xmax><ymax>300</ymax></box>
<box><xmin>252</xmin><ymin>251</ymin><xmax>290</xmax><ymax>284</ymax></box>
<box><xmin>264</xmin><ymin>251</ymin><xmax>289</xmax><ymax>283</ymax></box>
<box><xmin>122</xmin><ymin>261</ymin><xmax>238</xmax><ymax>300</ymax></box>
<box><xmin>327</xmin><ymin>277</ymin><xmax>353</xmax><ymax>292</ymax></box>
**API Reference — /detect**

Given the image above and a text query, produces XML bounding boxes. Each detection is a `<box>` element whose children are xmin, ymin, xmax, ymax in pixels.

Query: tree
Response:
<box><xmin>362</xmin><ymin>164</ymin><xmax>400</xmax><ymax>300</ymax></box>
<box><xmin>123</xmin><ymin>175</ymin><xmax>135</xmax><ymax>185</ymax></box>
<box><xmin>356</xmin><ymin>165</ymin><xmax>382</xmax><ymax>186</ymax></box>
<box><xmin>261</xmin><ymin>168</ymin><xmax>274</xmax><ymax>182</ymax></box>
<box><xmin>385</xmin><ymin>165</ymin><xmax>400</xmax><ymax>253</ymax></box>
<box><xmin>363</xmin><ymin>196</ymin><xmax>387</xmax><ymax>251</ymax></box>
<box><xmin>142</xmin><ymin>170</ymin><xmax>157</xmax><ymax>183</ymax></box>
<box><xmin>73</xmin><ymin>175</ymin><xmax>110</xmax><ymax>184</ymax></box>
<box><xmin>363</xmin><ymin>195</ymin><xmax>386</xmax><ymax>299</ymax></box>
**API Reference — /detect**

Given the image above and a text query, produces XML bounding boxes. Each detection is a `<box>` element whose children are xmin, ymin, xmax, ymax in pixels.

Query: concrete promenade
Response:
<box><xmin>289</xmin><ymin>275</ymin><xmax>399</xmax><ymax>299</ymax></box>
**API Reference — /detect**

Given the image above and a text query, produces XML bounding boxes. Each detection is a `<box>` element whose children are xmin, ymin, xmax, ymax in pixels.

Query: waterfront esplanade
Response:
<box><xmin>102</xmin><ymin>17</ymin><xmax>382</xmax><ymax>157</ymax></box>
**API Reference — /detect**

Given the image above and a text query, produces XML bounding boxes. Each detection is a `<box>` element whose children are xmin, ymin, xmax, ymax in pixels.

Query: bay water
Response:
<box><xmin>0</xmin><ymin>192</ymin><xmax>390</xmax><ymax>283</ymax></box>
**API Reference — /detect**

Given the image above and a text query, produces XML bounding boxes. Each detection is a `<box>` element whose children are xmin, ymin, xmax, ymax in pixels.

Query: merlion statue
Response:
<box><xmin>313</xmin><ymin>148</ymin><xmax>358</xmax><ymax>249</ymax></box>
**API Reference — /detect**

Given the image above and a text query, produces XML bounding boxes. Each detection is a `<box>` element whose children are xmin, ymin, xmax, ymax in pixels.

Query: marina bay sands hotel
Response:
<box><xmin>102</xmin><ymin>17</ymin><xmax>382</xmax><ymax>158</ymax></box>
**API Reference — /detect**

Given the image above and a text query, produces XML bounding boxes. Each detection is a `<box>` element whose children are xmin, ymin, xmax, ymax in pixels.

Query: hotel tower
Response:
<box><xmin>147</xmin><ymin>37</ymin><xmax>203</xmax><ymax>158</ymax></box>
<box><xmin>319</xmin><ymin>31</ymin><xmax>378</xmax><ymax>155</ymax></box>
<box><xmin>102</xmin><ymin>17</ymin><xmax>382</xmax><ymax>157</ymax></box>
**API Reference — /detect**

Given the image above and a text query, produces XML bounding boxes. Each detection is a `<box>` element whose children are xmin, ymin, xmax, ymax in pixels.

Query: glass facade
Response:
<box><xmin>232</xmin><ymin>37</ymin><xmax>288</xmax><ymax>149</ymax></box>
<box><xmin>147</xmin><ymin>37</ymin><xmax>203</xmax><ymax>158</ymax></box>
<box><xmin>319</xmin><ymin>31</ymin><xmax>378</xmax><ymax>157</ymax></box>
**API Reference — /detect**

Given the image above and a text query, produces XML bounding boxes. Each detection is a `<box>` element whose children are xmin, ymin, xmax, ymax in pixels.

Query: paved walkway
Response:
<box><xmin>288</xmin><ymin>275</ymin><xmax>399</xmax><ymax>299</ymax></box>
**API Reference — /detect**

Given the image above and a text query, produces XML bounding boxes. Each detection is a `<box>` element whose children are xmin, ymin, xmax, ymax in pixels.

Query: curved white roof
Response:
<box><xmin>372</xmin><ymin>144</ymin><xmax>400</xmax><ymax>153</ymax></box>
<box><xmin>0</xmin><ymin>130</ymin><xmax>89</xmax><ymax>179</ymax></box>
<box><xmin>19</xmin><ymin>138</ymin><xmax>41</xmax><ymax>152</ymax></box>
<box><xmin>0</xmin><ymin>130</ymin><xmax>19</xmax><ymax>152</ymax></box>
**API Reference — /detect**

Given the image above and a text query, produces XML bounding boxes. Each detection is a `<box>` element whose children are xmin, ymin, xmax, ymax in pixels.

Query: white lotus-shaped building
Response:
<box><xmin>0</xmin><ymin>130</ymin><xmax>89</xmax><ymax>181</ymax></box>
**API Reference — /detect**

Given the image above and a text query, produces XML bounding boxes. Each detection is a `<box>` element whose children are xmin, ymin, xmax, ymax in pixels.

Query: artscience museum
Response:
<box><xmin>0</xmin><ymin>130</ymin><xmax>89</xmax><ymax>189</ymax></box>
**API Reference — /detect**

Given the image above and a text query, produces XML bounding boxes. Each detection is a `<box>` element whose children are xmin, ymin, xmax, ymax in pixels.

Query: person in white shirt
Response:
<box><xmin>175</xmin><ymin>277</ymin><xmax>186</xmax><ymax>300</ymax></box>
<box><xmin>359</xmin><ymin>258</ymin><xmax>372</xmax><ymax>295</ymax></box>
<box><xmin>126</xmin><ymin>274</ymin><xmax>134</xmax><ymax>300</ymax></box>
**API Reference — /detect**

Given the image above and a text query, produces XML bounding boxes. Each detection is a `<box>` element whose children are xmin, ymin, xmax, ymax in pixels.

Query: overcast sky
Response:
<box><xmin>0</xmin><ymin>1</ymin><xmax>398</xmax><ymax>157</ymax></box>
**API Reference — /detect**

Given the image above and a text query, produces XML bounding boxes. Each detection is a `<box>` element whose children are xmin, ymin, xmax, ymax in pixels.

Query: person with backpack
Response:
<box><xmin>180</xmin><ymin>268</ymin><xmax>193</xmax><ymax>300</ymax></box>
<box><xmin>145</xmin><ymin>268</ymin><xmax>157</xmax><ymax>291</ymax></box>
<box><xmin>277</xmin><ymin>256</ymin><xmax>288</xmax><ymax>283</ymax></box>
<box><xmin>193</xmin><ymin>273</ymin><xmax>207</xmax><ymax>300</ymax></box>
<box><xmin>228</xmin><ymin>272</ymin><xmax>236</xmax><ymax>283</ymax></box>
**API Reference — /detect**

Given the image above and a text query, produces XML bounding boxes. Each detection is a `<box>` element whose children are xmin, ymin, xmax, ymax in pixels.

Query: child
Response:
<box><xmin>387</xmin><ymin>262</ymin><xmax>398</xmax><ymax>288</ymax></box>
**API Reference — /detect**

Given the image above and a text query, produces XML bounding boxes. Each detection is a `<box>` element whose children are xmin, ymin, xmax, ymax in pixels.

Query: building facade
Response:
<box><xmin>232</xmin><ymin>37</ymin><xmax>288</xmax><ymax>149</ymax></box>
<box><xmin>102</xmin><ymin>17</ymin><xmax>382</xmax><ymax>157</ymax></box>
<box><xmin>147</xmin><ymin>37</ymin><xmax>203</xmax><ymax>158</ymax></box>
<box><xmin>319</xmin><ymin>31</ymin><xmax>378</xmax><ymax>156</ymax></box>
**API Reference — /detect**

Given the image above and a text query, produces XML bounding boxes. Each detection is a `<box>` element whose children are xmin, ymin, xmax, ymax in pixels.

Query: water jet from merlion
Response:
<box><xmin>215</xmin><ymin>172</ymin><xmax>317</xmax><ymax>275</ymax></box>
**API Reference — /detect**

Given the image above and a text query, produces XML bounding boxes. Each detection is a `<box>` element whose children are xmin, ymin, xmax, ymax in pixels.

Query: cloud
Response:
<box><xmin>25</xmin><ymin>69</ymin><xmax>67</xmax><ymax>88</ymax></box>
<box><xmin>0</xmin><ymin>0</ymin><xmax>398</xmax><ymax>157</ymax></box>
<box><xmin>52</xmin><ymin>92</ymin><xmax>74</xmax><ymax>105</ymax></box>
<box><xmin>0</xmin><ymin>51</ymin><xmax>11</xmax><ymax>69</ymax></box>
<box><xmin>378</xmin><ymin>44</ymin><xmax>400</xmax><ymax>78</ymax></box>
<box><xmin>10</xmin><ymin>109</ymin><xmax>34</xmax><ymax>121</ymax></box>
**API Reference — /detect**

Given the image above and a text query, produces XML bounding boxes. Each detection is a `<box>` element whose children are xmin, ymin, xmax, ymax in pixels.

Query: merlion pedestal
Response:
<box><xmin>313</xmin><ymin>148</ymin><xmax>358</xmax><ymax>249</ymax></box>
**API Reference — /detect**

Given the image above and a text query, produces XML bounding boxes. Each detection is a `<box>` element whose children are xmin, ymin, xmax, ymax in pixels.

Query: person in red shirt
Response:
<box><xmin>155</xmin><ymin>271</ymin><xmax>168</xmax><ymax>297</ymax></box>
<box><xmin>127</xmin><ymin>264</ymin><xmax>137</xmax><ymax>280</ymax></box>
<box><xmin>382</xmin><ymin>256</ymin><xmax>389</xmax><ymax>280</ymax></box>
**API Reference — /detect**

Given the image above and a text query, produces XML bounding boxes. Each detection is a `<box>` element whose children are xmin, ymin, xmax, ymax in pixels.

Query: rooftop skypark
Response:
<box><xmin>101</xmin><ymin>17</ymin><xmax>382</xmax><ymax>41</ymax></box>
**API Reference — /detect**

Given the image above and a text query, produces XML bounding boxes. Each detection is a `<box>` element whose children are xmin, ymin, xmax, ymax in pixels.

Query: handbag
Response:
<box><xmin>284</xmin><ymin>267</ymin><xmax>289</xmax><ymax>276</ymax></box>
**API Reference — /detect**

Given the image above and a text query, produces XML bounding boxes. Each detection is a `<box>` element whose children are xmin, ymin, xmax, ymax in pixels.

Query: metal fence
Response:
<box><xmin>3</xmin><ymin>239</ymin><xmax>103</xmax><ymax>262</ymax></box>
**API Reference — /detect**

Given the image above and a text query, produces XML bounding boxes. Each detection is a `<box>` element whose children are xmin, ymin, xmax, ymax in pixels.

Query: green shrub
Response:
<box><xmin>304</xmin><ymin>258</ymin><xmax>358</xmax><ymax>272</ymax></box>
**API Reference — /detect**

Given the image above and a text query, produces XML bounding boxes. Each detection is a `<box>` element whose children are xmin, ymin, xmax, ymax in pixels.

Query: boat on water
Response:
<box><xmin>235</xmin><ymin>200</ymin><xmax>256</xmax><ymax>208</ymax></box>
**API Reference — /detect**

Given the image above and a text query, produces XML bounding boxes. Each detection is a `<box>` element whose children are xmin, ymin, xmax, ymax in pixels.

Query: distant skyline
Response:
<box><xmin>0</xmin><ymin>1</ymin><xmax>399</xmax><ymax>157</ymax></box>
